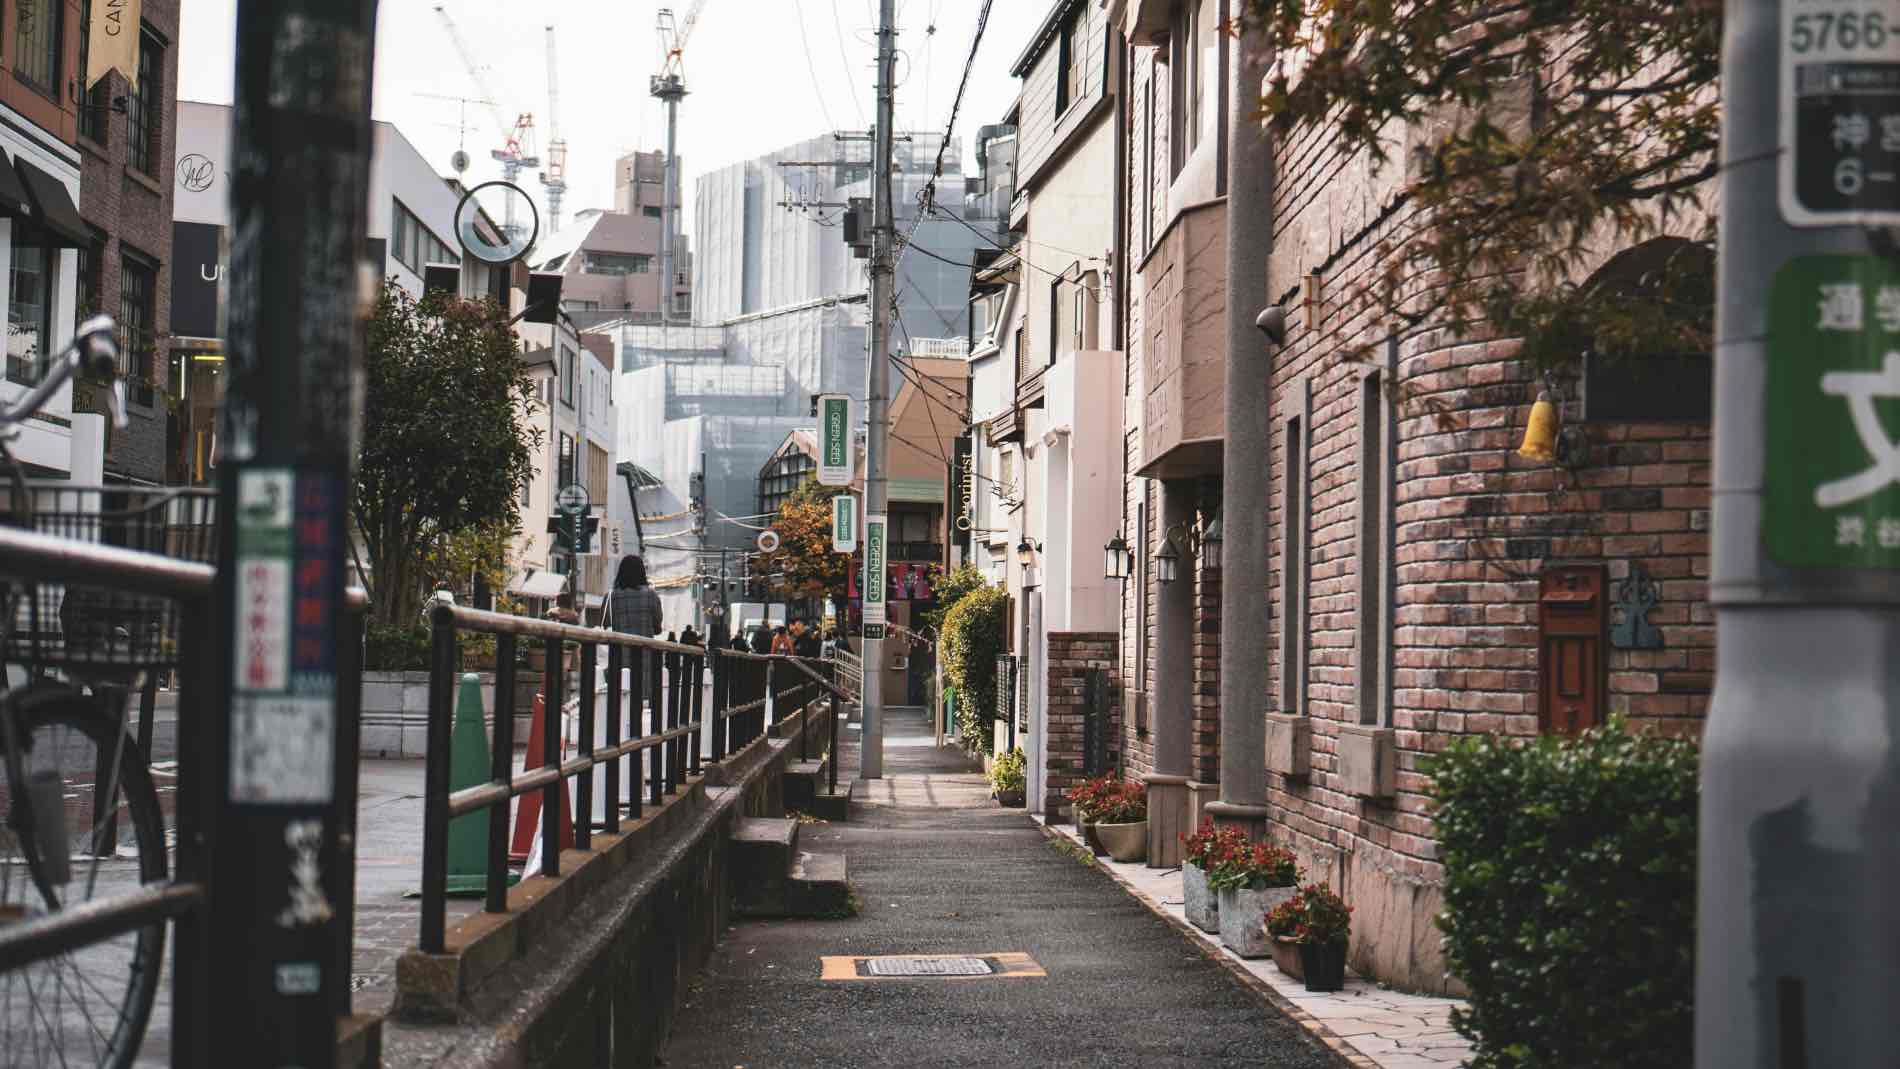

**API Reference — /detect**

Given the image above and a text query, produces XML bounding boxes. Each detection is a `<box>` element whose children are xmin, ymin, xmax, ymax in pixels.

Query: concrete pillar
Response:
<box><xmin>1145</xmin><ymin>479</ymin><xmax>1194</xmax><ymax>866</ymax></box>
<box><xmin>1205</xmin><ymin>17</ymin><xmax>1274</xmax><ymax>835</ymax></box>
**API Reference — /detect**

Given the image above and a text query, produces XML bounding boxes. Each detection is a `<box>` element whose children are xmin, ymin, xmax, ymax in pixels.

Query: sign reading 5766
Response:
<box><xmin>1781</xmin><ymin>0</ymin><xmax>1900</xmax><ymax>226</ymax></box>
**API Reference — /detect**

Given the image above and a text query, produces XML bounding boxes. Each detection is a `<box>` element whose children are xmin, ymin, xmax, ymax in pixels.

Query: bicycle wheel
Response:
<box><xmin>0</xmin><ymin>687</ymin><xmax>166</xmax><ymax>1069</ymax></box>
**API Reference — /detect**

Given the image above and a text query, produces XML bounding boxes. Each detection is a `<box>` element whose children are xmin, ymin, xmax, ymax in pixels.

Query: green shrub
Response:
<box><xmin>937</xmin><ymin>584</ymin><xmax>1007</xmax><ymax>754</ymax></box>
<box><xmin>365</xmin><ymin>623</ymin><xmax>431</xmax><ymax>672</ymax></box>
<box><xmin>988</xmin><ymin>748</ymin><xmax>1026</xmax><ymax>792</ymax></box>
<box><xmin>1428</xmin><ymin>718</ymin><xmax>1697</xmax><ymax>1069</ymax></box>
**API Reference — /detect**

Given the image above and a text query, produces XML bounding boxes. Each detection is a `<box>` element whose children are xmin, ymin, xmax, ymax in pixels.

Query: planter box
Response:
<box><xmin>1300</xmin><ymin>940</ymin><xmax>1348</xmax><ymax>992</ymax></box>
<box><xmin>995</xmin><ymin>787</ymin><xmax>1026</xmax><ymax>808</ymax></box>
<box><xmin>1217</xmin><ymin>885</ymin><xmax>1296</xmax><ymax>958</ymax></box>
<box><xmin>1265</xmin><ymin>714</ymin><xmax>1311</xmax><ymax>780</ymax></box>
<box><xmin>1183</xmin><ymin>863</ymin><xmax>1218</xmax><ymax>932</ymax></box>
<box><xmin>1095</xmin><ymin>820</ymin><xmax>1148</xmax><ymax>863</ymax></box>
<box><xmin>1269</xmin><ymin>936</ymin><xmax>1305</xmax><ymax>981</ymax></box>
<box><xmin>1338</xmin><ymin>724</ymin><xmax>1396</xmax><ymax>799</ymax></box>
<box><xmin>1081</xmin><ymin>819</ymin><xmax>1108</xmax><ymax>856</ymax></box>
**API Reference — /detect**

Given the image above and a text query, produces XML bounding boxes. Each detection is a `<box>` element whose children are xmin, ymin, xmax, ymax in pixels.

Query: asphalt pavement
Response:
<box><xmin>659</xmin><ymin>707</ymin><xmax>1346</xmax><ymax>1069</ymax></box>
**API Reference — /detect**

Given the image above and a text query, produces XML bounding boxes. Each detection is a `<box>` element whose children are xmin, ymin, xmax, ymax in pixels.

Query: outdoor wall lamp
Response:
<box><xmin>1104</xmin><ymin>533</ymin><xmax>1133</xmax><ymax>581</ymax></box>
<box><xmin>1154</xmin><ymin>513</ymin><xmax>1219</xmax><ymax>586</ymax></box>
<box><xmin>1517</xmin><ymin>374</ymin><xmax>1590</xmax><ymax>470</ymax></box>
<box><xmin>1154</xmin><ymin>533</ymin><xmax>1181</xmax><ymax>585</ymax></box>
<box><xmin>1016</xmin><ymin>537</ymin><xmax>1042</xmax><ymax>568</ymax></box>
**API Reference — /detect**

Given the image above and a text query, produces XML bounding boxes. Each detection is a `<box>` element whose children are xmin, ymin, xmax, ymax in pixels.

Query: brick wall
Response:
<box><xmin>1043</xmin><ymin>631</ymin><xmax>1120</xmax><ymax>816</ymax></box>
<box><xmin>76</xmin><ymin>0</ymin><xmax>182</xmax><ymax>484</ymax></box>
<box><xmin>1259</xmin><ymin>95</ymin><xmax>1715</xmax><ymax>994</ymax></box>
<box><xmin>1191</xmin><ymin>543</ymin><xmax>1220</xmax><ymax>783</ymax></box>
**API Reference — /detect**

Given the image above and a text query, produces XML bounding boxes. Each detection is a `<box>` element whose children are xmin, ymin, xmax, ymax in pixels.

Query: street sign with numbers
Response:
<box><xmin>1767</xmin><ymin>255</ymin><xmax>1900</xmax><ymax>567</ymax></box>
<box><xmin>1780</xmin><ymin>0</ymin><xmax>1900</xmax><ymax>226</ymax></box>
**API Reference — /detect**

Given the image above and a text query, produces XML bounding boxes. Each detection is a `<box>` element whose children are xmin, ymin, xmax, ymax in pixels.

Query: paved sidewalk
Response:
<box><xmin>1038</xmin><ymin>818</ymin><xmax>1473</xmax><ymax>1069</ymax></box>
<box><xmin>661</xmin><ymin>708</ymin><xmax>1349</xmax><ymax>1068</ymax></box>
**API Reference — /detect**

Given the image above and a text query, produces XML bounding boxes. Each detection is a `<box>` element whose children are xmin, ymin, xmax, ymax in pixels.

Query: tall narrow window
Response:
<box><xmin>6</xmin><ymin>227</ymin><xmax>51</xmax><ymax>385</ymax></box>
<box><xmin>1356</xmin><ymin>370</ymin><xmax>1393</xmax><ymax>726</ymax></box>
<box><xmin>558</xmin><ymin>432</ymin><xmax>575</xmax><ymax>490</ymax></box>
<box><xmin>1170</xmin><ymin>0</ymin><xmax>1203</xmax><ymax>176</ymax></box>
<box><xmin>1279</xmin><ymin>411</ymin><xmax>1307</xmax><ymax>714</ymax></box>
<box><xmin>121</xmin><ymin>248</ymin><xmax>159</xmax><ymax>404</ymax></box>
<box><xmin>561</xmin><ymin>347</ymin><xmax>576</xmax><ymax>406</ymax></box>
<box><xmin>130</xmin><ymin>30</ymin><xmax>164</xmax><ymax>175</ymax></box>
<box><xmin>15</xmin><ymin>0</ymin><xmax>61</xmax><ymax>96</ymax></box>
<box><xmin>1056</xmin><ymin>4</ymin><xmax>1085</xmax><ymax>115</ymax></box>
<box><xmin>1141</xmin><ymin>72</ymin><xmax>1153</xmax><ymax>250</ymax></box>
<box><xmin>77</xmin><ymin>1</ymin><xmax>109</xmax><ymax>144</ymax></box>
<box><xmin>1048</xmin><ymin>280</ymin><xmax>1061</xmax><ymax>366</ymax></box>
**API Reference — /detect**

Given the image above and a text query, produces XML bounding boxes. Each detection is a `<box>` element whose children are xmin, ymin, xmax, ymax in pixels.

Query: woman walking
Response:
<box><xmin>609</xmin><ymin>556</ymin><xmax>664</xmax><ymax>734</ymax></box>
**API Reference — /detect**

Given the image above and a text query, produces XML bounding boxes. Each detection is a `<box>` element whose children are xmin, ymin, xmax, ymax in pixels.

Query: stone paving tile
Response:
<box><xmin>1036</xmin><ymin>816</ymin><xmax>1475</xmax><ymax>1069</ymax></box>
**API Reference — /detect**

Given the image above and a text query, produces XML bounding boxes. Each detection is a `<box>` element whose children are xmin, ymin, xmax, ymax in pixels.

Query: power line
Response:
<box><xmin>790</xmin><ymin>0</ymin><xmax>839</xmax><ymax>131</ymax></box>
<box><xmin>829</xmin><ymin>0</ymin><xmax>867</xmax><ymax>128</ymax></box>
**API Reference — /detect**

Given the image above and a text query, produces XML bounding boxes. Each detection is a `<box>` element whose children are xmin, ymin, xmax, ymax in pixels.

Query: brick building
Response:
<box><xmin>1094</xmin><ymin>0</ymin><xmax>1716</xmax><ymax>996</ymax></box>
<box><xmin>76</xmin><ymin>0</ymin><xmax>180</xmax><ymax>484</ymax></box>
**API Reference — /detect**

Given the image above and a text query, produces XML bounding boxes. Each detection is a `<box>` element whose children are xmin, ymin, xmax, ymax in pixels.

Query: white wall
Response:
<box><xmin>0</xmin><ymin>100</ymin><xmax>82</xmax><ymax>476</ymax></box>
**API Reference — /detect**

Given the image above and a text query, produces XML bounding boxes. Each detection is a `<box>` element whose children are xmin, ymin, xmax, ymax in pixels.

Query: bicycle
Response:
<box><xmin>0</xmin><ymin>314</ymin><xmax>211</xmax><ymax>1069</ymax></box>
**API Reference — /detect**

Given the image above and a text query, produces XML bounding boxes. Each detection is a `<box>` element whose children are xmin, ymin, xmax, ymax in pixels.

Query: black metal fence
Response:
<box><xmin>417</xmin><ymin>608</ymin><xmax>847</xmax><ymax>953</ymax></box>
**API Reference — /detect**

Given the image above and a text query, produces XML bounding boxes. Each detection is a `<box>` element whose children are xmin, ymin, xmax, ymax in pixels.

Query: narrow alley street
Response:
<box><xmin>662</xmin><ymin>708</ymin><xmax>1344</xmax><ymax>1069</ymax></box>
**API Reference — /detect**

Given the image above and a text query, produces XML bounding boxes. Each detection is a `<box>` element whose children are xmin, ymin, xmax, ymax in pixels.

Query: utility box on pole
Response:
<box><xmin>200</xmin><ymin>2</ymin><xmax>378</xmax><ymax>1066</ymax></box>
<box><xmin>1700</xmin><ymin>2</ymin><xmax>1900</xmax><ymax>1065</ymax></box>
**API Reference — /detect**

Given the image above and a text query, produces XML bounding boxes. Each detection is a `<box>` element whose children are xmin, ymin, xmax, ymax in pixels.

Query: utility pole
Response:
<box><xmin>1698</xmin><ymin>2</ymin><xmax>1900</xmax><ymax>1065</ymax></box>
<box><xmin>860</xmin><ymin>0</ymin><xmax>896</xmax><ymax>779</ymax></box>
<box><xmin>202</xmin><ymin>2</ymin><xmax>377</xmax><ymax>1066</ymax></box>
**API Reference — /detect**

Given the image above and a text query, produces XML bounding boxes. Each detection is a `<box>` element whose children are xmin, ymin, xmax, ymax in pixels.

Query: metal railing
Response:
<box><xmin>0</xmin><ymin>524</ymin><xmax>371</xmax><ymax>1048</ymax></box>
<box><xmin>417</xmin><ymin>609</ymin><xmax>849</xmax><ymax>953</ymax></box>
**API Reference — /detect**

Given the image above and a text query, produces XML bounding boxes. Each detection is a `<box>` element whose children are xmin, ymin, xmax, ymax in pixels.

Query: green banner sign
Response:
<box><xmin>863</xmin><ymin>512</ymin><xmax>887</xmax><ymax>628</ymax></box>
<box><xmin>832</xmin><ymin>494</ymin><xmax>857</xmax><ymax>552</ymax></box>
<box><xmin>1767</xmin><ymin>254</ymin><xmax>1900</xmax><ymax>568</ymax></box>
<box><xmin>818</xmin><ymin>394</ymin><xmax>852</xmax><ymax>486</ymax></box>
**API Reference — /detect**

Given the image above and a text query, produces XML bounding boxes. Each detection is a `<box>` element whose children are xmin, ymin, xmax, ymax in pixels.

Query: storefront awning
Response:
<box><xmin>14</xmin><ymin>158</ymin><xmax>90</xmax><ymax>247</ymax></box>
<box><xmin>0</xmin><ymin>154</ymin><xmax>32</xmax><ymax>222</ymax></box>
<box><xmin>509</xmin><ymin>569</ymin><xmax>568</xmax><ymax>599</ymax></box>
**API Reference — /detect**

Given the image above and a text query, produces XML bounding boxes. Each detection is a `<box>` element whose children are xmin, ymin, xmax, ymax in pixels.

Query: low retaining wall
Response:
<box><xmin>379</xmin><ymin>694</ymin><xmax>836</xmax><ymax>1069</ymax></box>
<box><xmin>359</xmin><ymin>670</ymin><xmax>545</xmax><ymax>758</ymax></box>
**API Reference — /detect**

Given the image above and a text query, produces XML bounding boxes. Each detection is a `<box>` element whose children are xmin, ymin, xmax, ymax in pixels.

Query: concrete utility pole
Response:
<box><xmin>1698</xmin><ymin>2</ymin><xmax>1900</xmax><ymax>1065</ymax></box>
<box><xmin>204</xmin><ymin>2</ymin><xmax>378</xmax><ymax>1065</ymax></box>
<box><xmin>860</xmin><ymin>0</ymin><xmax>897</xmax><ymax>779</ymax></box>
<box><xmin>1207</xmin><ymin>14</ymin><xmax>1274</xmax><ymax>834</ymax></box>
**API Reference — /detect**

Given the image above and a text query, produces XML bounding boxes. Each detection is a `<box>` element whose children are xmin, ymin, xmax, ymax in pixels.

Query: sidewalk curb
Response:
<box><xmin>1034</xmin><ymin>821</ymin><xmax>1377</xmax><ymax>1069</ymax></box>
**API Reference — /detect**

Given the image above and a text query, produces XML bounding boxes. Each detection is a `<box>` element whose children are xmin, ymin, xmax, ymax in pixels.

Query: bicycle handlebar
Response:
<box><xmin>0</xmin><ymin>314</ymin><xmax>124</xmax><ymax>431</ymax></box>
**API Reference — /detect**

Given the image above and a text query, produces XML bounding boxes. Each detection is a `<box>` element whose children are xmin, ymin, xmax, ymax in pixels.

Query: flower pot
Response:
<box><xmin>1094</xmin><ymin>819</ymin><xmax>1148</xmax><ymax>862</ymax></box>
<box><xmin>995</xmin><ymin>787</ymin><xmax>1025</xmax><ymax>807</ymax></box>
<box><xmin>1268</xmin><ymin>935</ymin><xmax>1305</xmax><ymax>981</ymax></box>
<box><xmin>1299</xmin><ymin>939</ymin><xmax>1348</xmax><ymax>992</ymax></box>
<box><xmin>1182</xmin><ymin>863</ymin><xmax>1218</xmax><ymax>932</ymax></box>
<box><xmin>1217</xmin><ymin>884</ymin><xmax>1297</xmax><ymax>958</ymax></box>
<box><xmin>1081</xmin><ymin>819</ymin><xmax>1108</xmax><ymax>856</ymax></box>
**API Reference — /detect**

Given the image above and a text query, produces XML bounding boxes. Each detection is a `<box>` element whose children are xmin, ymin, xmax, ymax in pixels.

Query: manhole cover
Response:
<box><xmin>862</xmin><ymin>956</ymin><xmax>994</xmax><ymax>977</ymax></box>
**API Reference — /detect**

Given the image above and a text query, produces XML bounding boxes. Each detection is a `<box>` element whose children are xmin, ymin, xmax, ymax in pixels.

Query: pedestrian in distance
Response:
<box><xmin>750</xmin><ymin>625</ymin><xmax>773</xmax><ymax>655</ymax></box>
<box><xmin>608</xmin><ymin>556</ymin><xmax>663</xmax><ymax>722</ymax></box>
<box><xmin>771</xmin><ymin>625</ymin><xmax>794</xmax><ymax>656</ymax></box>
<box><xmin>680</xmin><ymin>624</ymin><xmax>703</xmax><ymax>647</ymax></box>
<box><xmin>792</xmin><ymin>616</ymin><xmax>820</xmax><ymax>659</ymax></box>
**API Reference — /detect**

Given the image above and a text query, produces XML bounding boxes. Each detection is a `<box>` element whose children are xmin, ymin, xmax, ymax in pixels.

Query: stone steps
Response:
<box><xmin>729</xmin><ymin>815</ymin><xmax>850</xmax><ymax>918</ymax></box>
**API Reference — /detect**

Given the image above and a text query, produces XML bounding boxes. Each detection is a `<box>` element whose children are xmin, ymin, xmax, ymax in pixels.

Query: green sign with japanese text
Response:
<box><xmin>1767</xmin><ymin>255</ymin><xmax>1900</xmax><ymax>568</ymax></box>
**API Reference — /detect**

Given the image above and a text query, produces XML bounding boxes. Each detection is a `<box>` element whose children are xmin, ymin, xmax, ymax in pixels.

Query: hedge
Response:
<box><xmin>937</xmin><ymin>584</ymin><xmax>1008</xmax><ymax>753</ymax></box>
<box><xmin>1428</xmin><ymin>718</ymin><xmax>1698</xmax><ymax>1069</ymax></box>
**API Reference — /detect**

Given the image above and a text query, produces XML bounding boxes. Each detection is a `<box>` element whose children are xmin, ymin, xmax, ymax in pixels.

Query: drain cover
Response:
<box><xmin>862</xmin><ymin>956</ymin><xmax>994</xmax><ymax>977</ymax></box>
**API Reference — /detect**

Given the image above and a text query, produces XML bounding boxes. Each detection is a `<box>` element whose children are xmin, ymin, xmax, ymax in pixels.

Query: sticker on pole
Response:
<box><xmin>1779</xmin><ymin>0</ymin><xmax>1900</xmax><ymax>226</ymax></box>
<box><xmin>832</xmin><ymin>494</ymin><xmax>858</xmax><ymax>553</ymax></box>
<box><xmin>817</xmin><ymin>394</ymin><xmax>854</xmax><ymax>487</ymax></box>
<box><xmin>757</xmin><ymin>529</ymin><xmax>782</xmax><ymax>553</ymax></box>
<box><xmin>1766</xmin><ymin>255</ymin><xmax>1900</xmax><ymax>568</ymax></box>
<box><xmin>862</xmin><ymin>513</ymin><xmax>887</xmax><ymax>639</ymax></box>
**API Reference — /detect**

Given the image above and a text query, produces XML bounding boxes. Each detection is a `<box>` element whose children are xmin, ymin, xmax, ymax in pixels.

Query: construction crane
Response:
<box><xmin>434</xmin><ymin>4</ymin><xmax>541</xmax><ymax>241</ymax></box>
<box><xmin>650</xmin><ymin>0</ymin><xmax>709</xmax><ymax>325</ymax></box>
<box><xmin>540</xmin><ymin>25</ymin><xmax>568</xmax><ymax>231</ymax></box>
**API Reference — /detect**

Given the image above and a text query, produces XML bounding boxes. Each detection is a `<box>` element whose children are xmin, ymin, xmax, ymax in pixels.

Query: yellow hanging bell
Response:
<box><xmin>1517</xmin><ymin>390</ymin><xmax>1559</xmax><ymax>462</ymax></box>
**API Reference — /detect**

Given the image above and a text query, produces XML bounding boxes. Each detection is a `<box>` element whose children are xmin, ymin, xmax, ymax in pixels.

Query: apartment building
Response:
<box><xmin>0</xmin><ymin>0</ymin><xmax>95</xmax><ymax>480</ymax></box>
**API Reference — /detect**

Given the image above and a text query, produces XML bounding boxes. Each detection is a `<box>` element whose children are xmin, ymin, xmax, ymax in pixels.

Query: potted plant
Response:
<box><xmin>989</xmin><ymin>748</ymin><xmax>1026</xmax><ymax>807</ymax></box>
<box><xmin>1291</xmin><ymin>883</ymin><xmax>1352</xmax><ymax>992</ymax></box>
<box><xmin>1066</xmin><ymin>774</ymin><xmax>1119</xmax><ymax>855</ymax></box>
<box><xmin>1263</xmin><ymin>896</ymin><xmax>1306</xmax><ymax>980</ymax></box>
<box><xmin>1207</xmin><ymin>838</ymin><xmax>1301</xmax><ymax>958</ymax></box>
<box><xmin>1090</xmin><ymin>779</ymin><xmax>1148</xmax><ymax>862</ymax></box>
<box><xmin>1181</xmin><ymin>820</ymin><xmax>1247</xmax><ymax>933</ymax></box>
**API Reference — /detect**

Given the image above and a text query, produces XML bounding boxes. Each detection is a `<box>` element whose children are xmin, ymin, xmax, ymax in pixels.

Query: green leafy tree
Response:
<box><xmin>1249</xmin><ymin>0</ymin><xmax>1721</xmax><ymax>367</ymax></box>
<box><xmin>355</xmin><ymin>282</ymin><xmax>538</xmax><ymax>625</ymax></box>
<box><xmin>920</xmin><ymin>563</ymin><xmax>989</xmax><ymax>638</ymax></box>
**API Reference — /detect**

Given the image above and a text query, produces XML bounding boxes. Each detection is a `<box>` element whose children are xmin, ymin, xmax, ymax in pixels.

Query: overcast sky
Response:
<box><xmin>178</xmin><ymin>1</ymin><xmax>1044</xmax><ymax>232</ymax></box>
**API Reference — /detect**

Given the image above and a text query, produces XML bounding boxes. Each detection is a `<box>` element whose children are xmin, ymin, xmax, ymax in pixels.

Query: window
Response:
<box><xmin>76</xmin><ymin>232</ymin><xmax>105</xmax><ymax>317</ymax></box>
<box><xmin>1170</xmin><ymin>0</ymin><xmax>1204</xmax><ymax>176</ymax></box>
<box><xmin>1047</xmin><ymin>281</ymin><xmax>1061</xmax><ymax>367</ymax></box>
<box><xmin>561</xmin><ymin>347</ymin><xmax>576</xmax><ymax>407</ymax></box>
<box><xmin>558</xmin><ymin>432</ymin><xmax>575</xmax><ymax>490</ymax></box>
<box><xmin>1142</xmin><ymin>72</ymin><xmax>1153</xmax><ymax>249</ymax></box>
<box><xmin>1279</xmin><ymin>396</ymin><xmax>1309</xmax><ymax>715</ymax></box>
<box><xmin>14</xmin><ymin>0</ymin><xmax>61</xmax><ymax>96</ymax></box>
<box><xmin>1074</xmin><ymin>273</ymin><xmax>1097</xmax><ymax>350</ymax></box>
<box><xmin>120</xmin><ymin>248</ymin><xmax>159</xmax><ymax>403</ymax></box>
<box><xmin>1013</xmin><ymin>325</ymin><xmax>1029</xmax><ymax>383</ymax></box>
<box><xmin>1356</xmin><ymin>367</ymin><xmax>1393</xmax><ymax>726</ymax></box>
<box><xmin>642</xmin><ymin>205</ymin><xmax>662</xmax><ymax>219</ymax></box>
<box><xmin>76</xmin><ymin>1</ymin><xmax>109</xmax><ymax>144</ymax></box>
<box><xmin>6</xmin><ymin>226</ymin><xmax>52</xmax><ymax>385</ymax></box>
<box><xmin>129</xmin><ymin>29</ymin><xmax>164</xmax><ymax>175</ymax></box>
<box><xmin>586</xmin><ymin>442</ymin><xmax>610</xmax><ymax>507</ymax></box>
<box><xmin>1055</xmin><ymin>3</ymin><xmax>1085</xmax><ymax>116</ymax></box>
<box><xmin>390</xmin><ymin>198</ymin><xmax>457</xmax><ymax>273</ymax></box>
<box><xmin>997</xmin><ymin>449</ymin><xmax>1016</xmax><ymax>498</ymax></box>
<box><xmin>582</xmin><ymin>251</ymin><xmax>651</xmax><ymax>276</ymax></box>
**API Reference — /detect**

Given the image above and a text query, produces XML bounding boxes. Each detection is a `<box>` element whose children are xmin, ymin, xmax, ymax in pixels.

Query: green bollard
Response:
<box><xmin>445</xmin><ymin>672</ymin><xmax>492</xmax><ymax>896</ymax></box>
